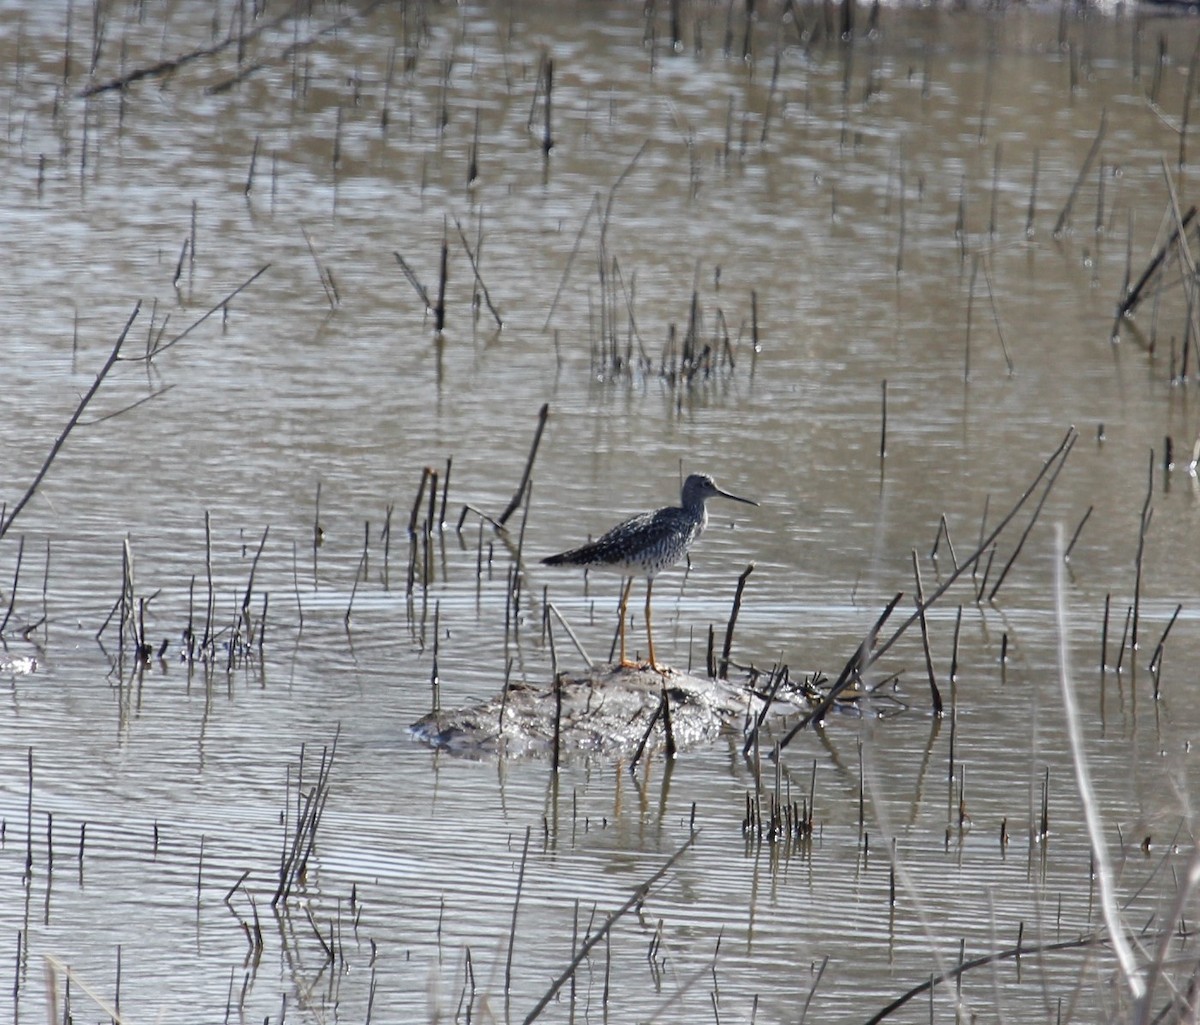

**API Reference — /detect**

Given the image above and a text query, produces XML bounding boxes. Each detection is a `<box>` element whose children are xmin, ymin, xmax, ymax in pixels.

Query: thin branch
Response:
<box><xmin>1</xmin><ymin>304</ymin><xmax>140</xmax><ymax>540</ymax></box>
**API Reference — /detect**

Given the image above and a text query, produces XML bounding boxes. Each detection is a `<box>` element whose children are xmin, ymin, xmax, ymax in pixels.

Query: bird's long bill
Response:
<box><xmin>716</xmin><ymin>486</ymin><xmax>758</xmax><ymax>507</ymax></box>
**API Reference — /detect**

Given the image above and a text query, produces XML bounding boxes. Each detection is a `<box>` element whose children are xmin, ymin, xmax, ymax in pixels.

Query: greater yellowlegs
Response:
<box><xmin>542</xmin><ymin>473</ymin><xmax>758</xmax><ymax>673</ymax></box>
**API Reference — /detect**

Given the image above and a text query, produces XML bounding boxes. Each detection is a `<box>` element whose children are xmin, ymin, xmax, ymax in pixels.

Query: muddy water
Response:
<box><xmin>1</xmin><ymin>2</ymin><xmax>1200</xmax><ymax>1022</ymax></box>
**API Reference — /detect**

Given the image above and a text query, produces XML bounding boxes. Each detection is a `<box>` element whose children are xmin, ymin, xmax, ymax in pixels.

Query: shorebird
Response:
<box><xmin>542</xmin><ymin>473</ymin><xmax>758</xmax><ymax>673</ymax></box>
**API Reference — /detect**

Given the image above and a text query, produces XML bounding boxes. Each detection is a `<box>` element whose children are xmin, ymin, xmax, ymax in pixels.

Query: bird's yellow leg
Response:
<box><xmin>645</xmin><ymin>578</ymin><xmax>667</xmax><ymax>674</ymax></box>
<box><xmin>616</xmin><ymin>576</ymin><xmax>636</xmax><ymax>667</ymax></box>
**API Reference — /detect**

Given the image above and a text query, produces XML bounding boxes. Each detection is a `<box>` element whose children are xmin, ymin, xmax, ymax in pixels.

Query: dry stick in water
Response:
<box><xmin>786</xmin><ymin>427</ymin><xmax>1077</xmax><ymax>741</ymax></box>
<box><xmin>987</xmin><ymin>429</ymin><xmax>1077</xmax><ymax>602</ymax></box>
<box><xmin>1053</xmin><ymin>525</ymin><xmax>1146</xmax><ymax>1004</ymax></box>
<box><xmin>206</xmin><ymin>1</ymin><xmax>385</xmax><ymax>95</ymax></box>
<box><xmin>630</xmin><ymin>694</ymin><xmax>663</xmax><ymax>772</ymax></box>
<box><xmin>504</xmin><ymin>826</ymin><xmax>532</xmax><ymax>1000</ymax></box>
<box><xmin>718</xmin><ymin>563</ymin><xmax>755</xmax><ymax>679</ymax></box>
<box><xmin>963</xmin><ymin>256</ymin><xmax>979</xmax><ymax>381</ymax></box>
<box><xmin>546</xmin><ymin>603</ymin><xmax>593</xmax><ymax>668</ymax></box>
<box><xmin>981</xmin><ymin>259</ymin><xmax>1014</xmax><ymax>374</ymax></box>
<box><xmin>864</xmin><ymin>932</ymin><xmax>1106</xmax><ymax>1025</ymax></box>
<box><xmin>1063</xmin><ymin>505</ymin><xmax>1093</xmax><ymax>562</ymax></box>
<box><xmin>78</xmin><ymin>0</ymin><xmax>313</xmax><ymax>95</ymax></box>
<box><xmin>0</xmin><ymin>303</ymin><xmax>139</xmax><ymax>541</ymax></box>
<box><xmin>1025</xmin><ymin>147</ymin><xmax>1039</xmax><ymax>236</ymax></box>
<box><xmin>541</xmin><ymin>56</ymin><xmax>554</xmax><ymax>157</ymax></box>
<box><xmin>910</xmin><ymin>550</ymin><xmax>943</xmax><ymax>715</ymax></box>
<box><xmin>453</xmin><ymin>216</ymin><xmax>502</xmax><ymax>328</ymax></box>
<box><xmin>240</xmin><ymin>525</ymin><xmax>270</xmax><ymax>646</ymax></box>
<box><xmin>408</xmin><ymin>467</ymin><xmax>432</xmax><ymax>536</ymax></box>
<box><xmin>879</xmin><ymin>379</ymin><xmax>887</xmax><ymax>459</ymax></box>
<box><xmin>439</xmin><ymin>458</ymin><xmax>452</xmax><ymax>529</ymax></box>
<box><xmin>1131</xmin><ymin>449</ymin><xmax>1154</xmax><ymax>654</ymax></box>
<box><xmin>393</xmin><ymin>252</ymin><xmax>433</xmax><ymax>311</ymax></box>
<box><xmin>426</xmin><ymin>470</ymin><xmax>439</xmax><ymax>535</ymax></box>
<box><xmin>522</xmin><ymin>831</ymin><xmax>700</xmax><ymax>1025</ymax></box>
<box><xmin>435</xmin><ymin>227</ymin><xmax>449</xmax><ymax>332</ymax></box>
<box><xmin>300</xmin><ymin>224</ymin><xmax>337</xmax><ymax>309</ymax></box>
<box><xmin>273</xmin><ymin>729</ymin><xmax>339</xmax><ymax>908</ymax></box>
<box><xmin>498</xmin><ymin>403</ymin><xmax>550</xmax><ymax>528</ymax></box>
<box><xmin>0</xmin><ymin>535</ymin><xmax>24</xmax><ymax>636</ymax></box>
<box><xmin>743</xmin><ymin>665</ymin><xmax>789</xmax><ymax>757</ymax></box>
<box><xmin>543</xmin><ymin>195</ymin><xmax>598</xmax><ymax>331</ymax></box>
<box><xmin>1147</xmin><ymin>603</ymin><xmax>1182</xmax><ymax>694</ymax></box>
<box><xmin>245</xmin><ymin>135</ymin><xmax>260</xmax><ymax>196</ymax></box>
<box><xmin>1115</xmin><ymin>206</ymin><xmax>1197</xmax><ymax>322</ymax></box>
<box><xmin>140</xmin><ymin>265</ymin><xmax>270</xmax><ymax>361</ymax></box>
<box><xmin>1180</xmin><ymin>36</ymin><xmax>1200</xmax><ymax>170</ymax></box>
<box><xmin>1053</xmin><ymin>109</ymin><xmax>1106</xmax><ymax>237</ymax></box>
<box><xmin>778</xmin><ymin>593</ymin><xmax>904</xmax><ymax>748</ymax></box>
<box><xmin>661</xmin><ymin>686</ymin><xmax>676</xmax><ymax>759</ymax></box>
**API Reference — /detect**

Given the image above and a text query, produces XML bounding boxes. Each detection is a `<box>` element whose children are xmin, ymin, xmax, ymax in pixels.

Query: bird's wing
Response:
<box><xmin>544</xmin><ymin>509</ymin><xmax>688</xmax><ymax>568</ymax></box>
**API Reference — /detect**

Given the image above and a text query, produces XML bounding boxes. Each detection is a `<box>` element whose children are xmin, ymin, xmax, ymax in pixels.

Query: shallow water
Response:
<box><xmin>1</xmin><ymin>1</ymin><xmax>1200</xmax><ymax>1022</ymax></box>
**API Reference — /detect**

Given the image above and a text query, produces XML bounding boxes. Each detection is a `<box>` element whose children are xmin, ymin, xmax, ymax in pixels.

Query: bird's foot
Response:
<box><xmin>615</xmin><ymin>657</ymin><xmax>671</xmax><ymax>676</ymax></box>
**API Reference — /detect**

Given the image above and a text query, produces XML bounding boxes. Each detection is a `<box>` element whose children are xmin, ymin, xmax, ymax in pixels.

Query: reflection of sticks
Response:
<box><xmin>0</xmin><ymin>304</ymin><xmax>140</xmax><ymax>541</ymax></box>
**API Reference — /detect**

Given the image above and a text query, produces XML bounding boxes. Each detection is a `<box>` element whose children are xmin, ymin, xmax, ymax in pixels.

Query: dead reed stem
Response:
<box><xmin>521</xmin><ymin>831</ymin><xmax>699</xmax><ymax>1024</ymax></box>
<box><xmin>1064</xmin><ymin>505</ymin><xmax>1092</xmax><ymax>562</ymax></box>
<box><xmin>1115</xmin><ymin>206</ymin><xmax>1196</xmax><ymax>322</ymax></box>
<box><xmin>300</xmin><ymin>223</ymin><xmax>338</xmax><ymax>309</ymax></box>
<box><xmin>786</xmin><ymin>427</ymin><xmax>1076</xmax><ymax>739</ymax></box>
<box><xmin>453</xmin><ymin>216</ymin><xmax>502</xmax><ymax>328</ymax></box>
<box><xmin>1053</xmin><ymin>525</ymin><xmax>1145</xmax><ymax>1003</ymax></box>
<box><xmin>718</xmin><ymin>563</ymin><xmax>754</xmax><ymax>679</ymax></box>
<box><xmin>1053</xmin><ymin>109</ymin><xmax>1106</xmax><ymax>237</ymax></box>
<box><xmin>497</xmin><ymin>403</ymin><xmax>549</xmax><ymax>528</ymax></box>
<box><xmin>0</xmin><ymin>303</ymin><xmax>139</xmax><ymax>541</ymax></box>
<box><xmin>504</xmin><ymin>825</ymin><xmax>532</xmax><ymax>998</ymax></box>
<box><xmin>910</xmin><ymin>550</ymin><xmax>943</xmax><ymax>715</ymax></box>
<box><xmin>1131</xmin><ymin>448</ymin><xmax>1155</xmax><ymax>656</ymax></box>
<box><xmin>987</xmin><ymin>430</ymin><xmax>1076</xmax><ymax>601</ymax></box>
<box><xmin>879</xmin><ymin>379</ymin><xmax>887</xmax><ymax>459</ymax></box>
<box><xmin>393</xmin><ymin>251</ymin><xmax>433</xmax><ymax>311</ymax></box>
<box><xmin>435</xmin><ymin>227</ymin><xmax>449</xmax><ymax>332</ymax></box>
<box><xmin>137</xmin><ymin>266</ymin><xmax>271</xmax><ymax>361</ymax></box>
<box><xmin>79</xmin><ymin>0</ymin><xmax>317</xmax><ymax>95</ymax></box>
<box><xmin>273</xmin><ymin>729</ymin><xmax>339</xmax><ymax>908</ymax></box>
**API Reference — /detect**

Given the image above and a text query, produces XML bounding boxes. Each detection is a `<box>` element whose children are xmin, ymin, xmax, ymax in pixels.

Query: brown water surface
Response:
<box><xmin>1</xmin><ymin>2</ymin><xmax>1199</xmax><ymax>1022</ymax></box>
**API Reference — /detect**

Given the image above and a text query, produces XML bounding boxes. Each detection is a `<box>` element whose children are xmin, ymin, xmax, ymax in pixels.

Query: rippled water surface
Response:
<box><xmin>2</xmin><ymin>2</ymin><xmax>1200</xmax><ymax>1022</ymax></box>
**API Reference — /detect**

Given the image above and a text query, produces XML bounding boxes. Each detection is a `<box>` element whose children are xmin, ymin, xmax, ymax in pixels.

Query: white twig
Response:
<box><xmin>1053</xmin><ymin>524</ymin><xmax>1144</xmax><ymax>1002</ymax></box>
